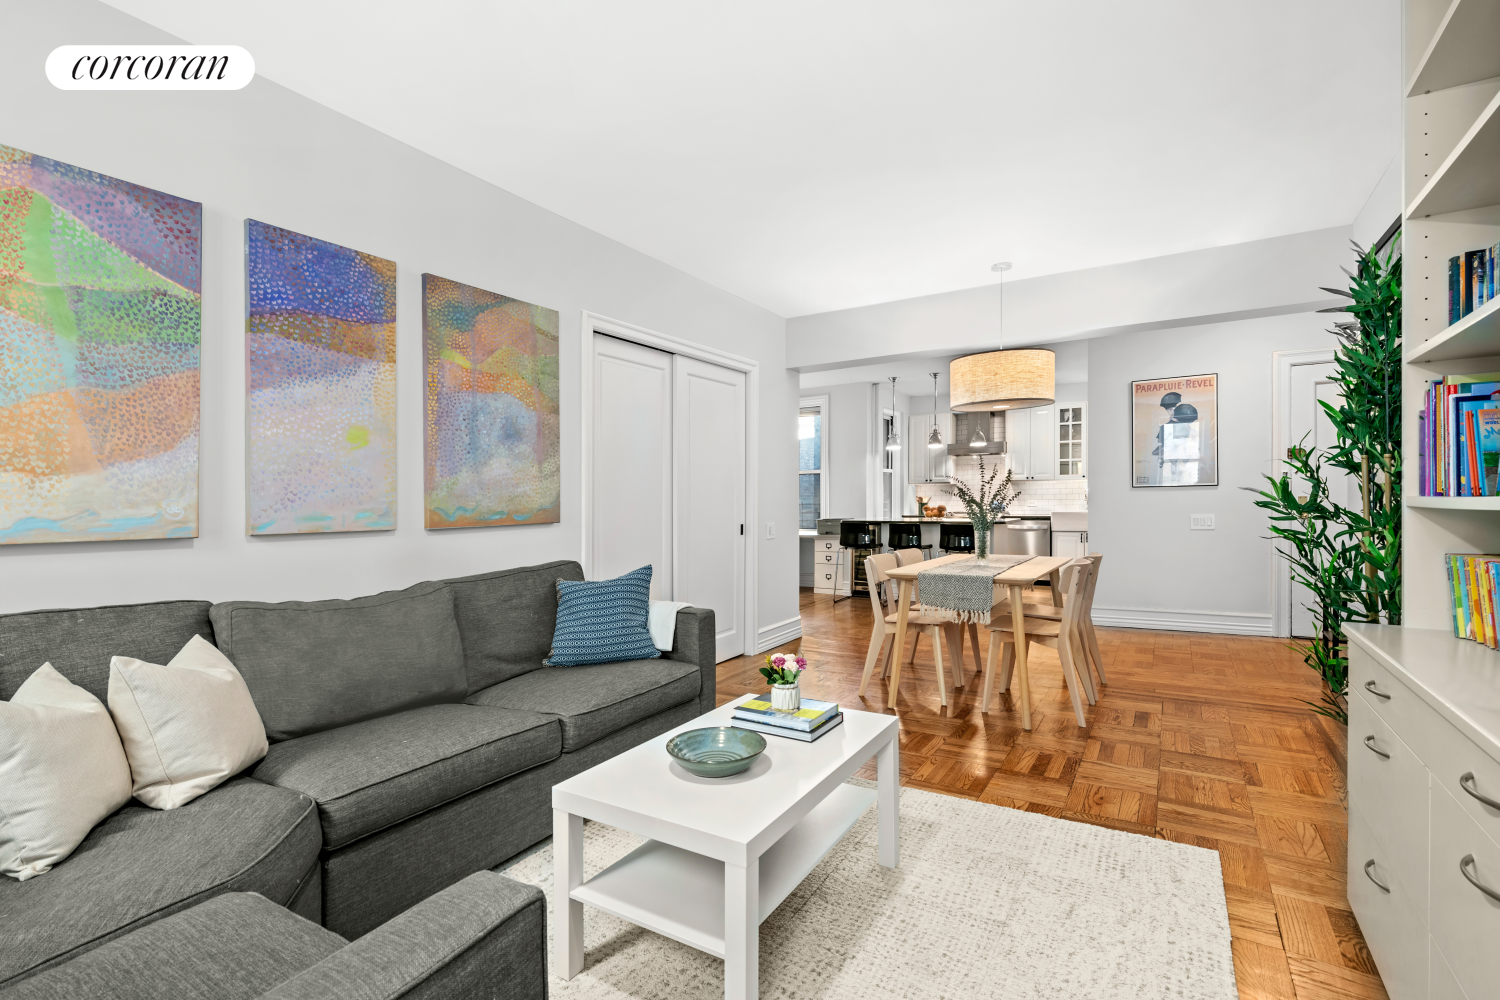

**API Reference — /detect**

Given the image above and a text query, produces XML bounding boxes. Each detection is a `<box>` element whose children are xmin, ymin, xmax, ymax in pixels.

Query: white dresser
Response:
<box><xmin>811</xmin><ymin>534</ymin><xmax>851</xmax><ymax>596</ymax></box>
<box><xmin>1345</xmin><ymin>625</ymin><xmax>1500</xmax><ymax>1000</ymax></box>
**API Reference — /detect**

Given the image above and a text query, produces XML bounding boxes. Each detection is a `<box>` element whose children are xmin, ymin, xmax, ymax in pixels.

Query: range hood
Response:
<box><xmin>946</xmin><ymin>412</ymin><xmax>1008</xmax><ymax>456</ymax></box>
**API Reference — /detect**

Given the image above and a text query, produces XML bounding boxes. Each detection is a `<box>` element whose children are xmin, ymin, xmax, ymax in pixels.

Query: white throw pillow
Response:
<box><xmin>0</xmin><ymin>664</ymin><xmax>133</xmax><ymax>880</ymax></box>
<box><xmin>108</xmin><ymin>635</ymin><xmax>269</xmax><ymax>810</ymax></box>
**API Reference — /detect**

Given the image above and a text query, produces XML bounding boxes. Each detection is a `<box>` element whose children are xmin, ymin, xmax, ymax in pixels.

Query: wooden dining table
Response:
<box><xmin>883</xmin><ymin>552</ymin><xmax>1072</xmax><ymax>727</ymax></box>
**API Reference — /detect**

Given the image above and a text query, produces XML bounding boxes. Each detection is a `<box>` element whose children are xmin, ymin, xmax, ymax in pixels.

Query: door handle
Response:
<box><xmin>1362</xmin><ymin>735</ymin><xmax>1390</xmax><ymax>759</ymax></box>
<box><xmin>1363</xmin><ymin>859</ymin><xmax>1389</xmax><ymax>893</ymax></box>
<box><xmin>1460</xmin><ymin>772</ymin><xmax>1500</xmax><ymax>810</ymax></box>
<box><xmin>1364</xmin><ymin>680</ymin><xmax>1391</xmax><ymax>701</ymax></box>
<box><xmin>1460</xmin><ymin>854</ymin><xmax>1500</xmax><ymax>902</ymax></box>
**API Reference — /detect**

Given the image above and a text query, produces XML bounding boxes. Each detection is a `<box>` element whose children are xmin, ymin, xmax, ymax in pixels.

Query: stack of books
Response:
<box><xmin>1449</xmin><ymin>244</ymin><xmax>1500</xmax><ymax>324</ymax></box>
<box><xmin>1447</xmin><ymin>553</ymin><xmax>1500</xmax><ymax>650</ymax></box>
<box><xmin>1418</xmin><ymin>372</ymin><xmax>1500</xmax><ymax>496</ymax></box>
<box><xmin>730</xmin><ymin>696</ymin><xmax>843</xmax><ymax>742</ymax></box>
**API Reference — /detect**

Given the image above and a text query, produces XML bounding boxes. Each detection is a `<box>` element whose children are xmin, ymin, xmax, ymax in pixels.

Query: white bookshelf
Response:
<box><xmin>1404</xmin><ymin>0</ymin><xmax>1500</xmax><ymax>633</ymax></box>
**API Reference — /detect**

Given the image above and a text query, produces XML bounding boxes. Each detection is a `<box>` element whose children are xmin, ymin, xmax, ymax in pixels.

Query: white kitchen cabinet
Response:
<box><xmin>1004</xmin><ymin>405</ymin><xmax>1055</xmax><ymax>480</ymax></box>
<box><xmin>1029</xmin><ymin>405</ymin><xmax>1055</xmax><ymax>480</ymax></box>
<box><xmin>907</xmin><ymin>414</ymin><xmax>953</xmax><ymax>484</ymax></box>
<box><xmin>1051</xmin><ymin>530</ymin><xmax>1088</xmax><ymax>559</ymax></box>
<box><xmin>1346</xmin><ymin>624</ymin><xmax>1500</xmax><ymax>1000</ymax></box>
<box><xmin>811</xmin><ymin>534</ymin><xmax>851</xmax><ymax>596</ymax></box>
<box><xmin>1005</xmin><ymin>408</ymin><xmax>1032</xmax><ymax>478</ymax></box>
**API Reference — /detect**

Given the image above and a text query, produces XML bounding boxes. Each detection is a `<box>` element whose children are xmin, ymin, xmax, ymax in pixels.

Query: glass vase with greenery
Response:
<box><xmin>949</xmin><ymin>457</ymin><xmax>1018</xmax><ymax>561</ymax></box>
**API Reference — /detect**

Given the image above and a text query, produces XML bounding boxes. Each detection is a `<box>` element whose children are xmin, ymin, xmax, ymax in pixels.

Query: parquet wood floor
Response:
<box><xmin>716</xmin><ymin>588</ymin><xmax>1385</xmax><ymax>1000</ymax></box>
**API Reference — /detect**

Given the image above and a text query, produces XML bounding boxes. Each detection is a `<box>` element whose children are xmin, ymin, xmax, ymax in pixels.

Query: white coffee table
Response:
<box><xmin>552</xmin><ymin>694</ymin><xmax>900</xmax><ymax>1000</ymax></box>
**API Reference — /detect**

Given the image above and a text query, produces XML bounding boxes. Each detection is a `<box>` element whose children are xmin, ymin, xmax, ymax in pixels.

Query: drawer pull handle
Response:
<box><xmin>1460</xmin><ymin>854</ymin><xmax>1500</xmax><ymax>903</ymax></box>
<box><xmin>1460</xmin><ymin>772</ymin><xmax>1500</xmax><ymax>810</ymax></box>
<box><xmin>1362</xmin><ymin>735</ymin><xmax>1390</xmax><ymax>759</ymax></box>
<box><xmin>1363</xmin><ymin>680</ymin><xmax>1391</xmax><ymax>701</ymax></box>
<box><xmin>1363</xmin><ymin>860</ymin><xmax>1389</xmax><ymax>893</ymax></box>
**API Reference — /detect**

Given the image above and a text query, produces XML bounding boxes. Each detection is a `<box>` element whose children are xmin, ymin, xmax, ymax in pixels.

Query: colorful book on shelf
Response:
<box><xmin>732</xmin><ymin>696</ymin><xmax>839</xmax><ymax>732</ymax></box>
<box><xmin>1448</xmin><ymin>555</ymin><xmax>1463</xmax><ymax>637</ymax></box>
<box><xmin>731</xmin><ymin>713</ymin><xmax>844</xmax><ymax>742</ymax></box>
<box><xmin>1481</xmin><ymin>410</ymin><xmax>1500</xmax><ymax>497</ymax></box>
<box><xmin>1467</xmin><ymin>409</ymin><xmax>1481</xmax><ymax>495</ymax></box>
<box><xmin>1446</xmin><ymin>554</ymin><xmax>1500</xmax><ymax>648</ymax></box>
<box><xmin>1451</xmin><ymin>256</ymin><xmax>1461</xmax><ymax>324</ymax></box>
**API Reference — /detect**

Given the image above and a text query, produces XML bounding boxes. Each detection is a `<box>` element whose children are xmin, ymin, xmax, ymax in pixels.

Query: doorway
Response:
<box><xmin>584</xmin><ymin>318</ymin><xmax>755</xmax><ymax>661</ymax></box>
<box><xmin>1274</xmin><ymin>350</ymin><xmax>1354</xmax><ymax>638</ymax></box>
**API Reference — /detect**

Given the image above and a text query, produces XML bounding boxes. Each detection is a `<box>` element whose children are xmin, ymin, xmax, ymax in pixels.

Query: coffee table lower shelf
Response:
<box><xmin>570</xmin><ymin>782</ymin><xmax>876</xmax><ymax>958</ymax></box>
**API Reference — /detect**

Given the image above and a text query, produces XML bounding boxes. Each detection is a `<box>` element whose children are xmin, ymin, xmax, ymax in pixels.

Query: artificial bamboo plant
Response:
<box><xmin>1249</xmin><ymin>241</ymin><xmax>1402</xmax><ymax>723</ymax></box>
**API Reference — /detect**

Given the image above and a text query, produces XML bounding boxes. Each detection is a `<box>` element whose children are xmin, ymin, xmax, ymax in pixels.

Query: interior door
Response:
<box><xmin>673</xmin><ymin>356</ymin><xmax>747</xmax><ymax>660</ymax></box>
<box><xmin>591</xmin><ymin>335</ymin><xmax>673</xmax><ymax>599</ymax></box>
<box><xmin>1287</xmin><ymin>361</ymin><xmax>1353</xmax><ymax>638</ymax></box>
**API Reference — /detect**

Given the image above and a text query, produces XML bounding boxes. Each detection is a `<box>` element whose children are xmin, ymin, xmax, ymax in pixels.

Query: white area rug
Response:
<box><xmin>503</xmin><ymin>783</ymin><xmax>1237</xmax><ymax>999</ymax></box>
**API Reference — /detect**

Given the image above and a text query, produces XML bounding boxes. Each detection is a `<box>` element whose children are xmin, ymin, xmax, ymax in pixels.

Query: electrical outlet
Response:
<box><xmin>1190</xmin><ymin>513</ymin><xmax>1215</xmax><ymax>530</ymax></box>
<box><xmin>766</xmin><ymin>521</ymin><xmax>776</xmax><ymax>540</ymax></box>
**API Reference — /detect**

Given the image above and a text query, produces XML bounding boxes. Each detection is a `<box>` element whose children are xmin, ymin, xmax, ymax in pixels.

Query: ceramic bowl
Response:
<box><xmin>666</xmin><ymin>726</ymin><xmax>767</xmax><ymax>778</ymax></box>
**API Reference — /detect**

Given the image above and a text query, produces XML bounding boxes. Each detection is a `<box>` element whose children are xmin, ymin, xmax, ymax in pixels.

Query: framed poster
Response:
<box><xmin>1131</xmin><ymin>373</ymin><xmax>1217</xmax><ymax>487</ymax></box>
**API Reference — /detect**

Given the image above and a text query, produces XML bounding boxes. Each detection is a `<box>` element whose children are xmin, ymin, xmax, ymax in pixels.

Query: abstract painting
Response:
<box><xmin>422</xmin><ymin>274</ymin><xmax>558</xmax><ymax>528</ymax></box>
<box><xmin>246</xmin><ymin>220</ymin><xmax>396</xmax><ymax>534</ymax></box>
<box><xmin>0</xmin><ymin>145</ymin><xmax>201</xmax><ymax>545</ymax></box>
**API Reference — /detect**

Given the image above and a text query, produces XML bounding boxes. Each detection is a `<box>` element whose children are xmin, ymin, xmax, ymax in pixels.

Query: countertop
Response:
<box><xmin>800</xmin><ymin>511</ymin><xmax>1087</xmax><ymax>538</ymax></box>
<box><xmin>1345</xmin><ymin>624</ymin><xmax>1500</xmax><ymax>763</ymax></box>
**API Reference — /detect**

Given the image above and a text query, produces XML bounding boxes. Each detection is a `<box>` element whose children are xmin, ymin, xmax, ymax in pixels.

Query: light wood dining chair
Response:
<box><xmin>860</xmin><ymin>553</ymin><xmax>964</xmax><ymax>707</ymax></box>
<box><xmin>892</xmin><ymin>547</ymin><xmax>979</xmax><ymax>688</ymax></box>
<box><xmin>1078</xmin><ymin>553</ymin><xmax>1108</xmax><ymax>690</ymax></box>
<box><xmin>981</xmin><ymin>557</ymin><xmax>1093</xmax><ymax>728</ymax></box>
<box><xmin>990</xmin><ymin>553</ymin><xmax>1104</xmax><ymax>703</ymax></box>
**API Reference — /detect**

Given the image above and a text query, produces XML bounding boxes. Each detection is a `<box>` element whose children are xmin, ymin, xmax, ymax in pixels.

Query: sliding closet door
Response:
<box><xmin>673</xmin><ymin>356</ymin><xmax>747</xmax><ymax>660</ymax></box>
<box><xmin>591</xmin><ymin>335</ymin><xmax>673</xmax><ymax>598</ymax></box>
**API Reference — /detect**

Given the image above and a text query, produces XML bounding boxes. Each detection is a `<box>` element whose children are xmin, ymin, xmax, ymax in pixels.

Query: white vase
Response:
<box><xmin>771</xmin><ymin>683</ymin><xmax>801</xmax><ymax>713</ymax></box>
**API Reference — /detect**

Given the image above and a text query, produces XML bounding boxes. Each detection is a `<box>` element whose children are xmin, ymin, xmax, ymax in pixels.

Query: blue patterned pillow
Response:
<box><xmin>545</xmin><ymin>565</ymin><xmax>661</xmax><ymax>667</ymax></box>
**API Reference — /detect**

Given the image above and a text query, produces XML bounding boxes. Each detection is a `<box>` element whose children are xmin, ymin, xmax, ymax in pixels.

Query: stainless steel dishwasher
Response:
<box><xmin>1003</xmin><ymin>519</ymin><xmax>1051</xmax><ymax>557</ymax></box>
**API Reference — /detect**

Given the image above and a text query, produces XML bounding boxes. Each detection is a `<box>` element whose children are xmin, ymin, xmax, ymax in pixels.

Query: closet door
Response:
<box><xmin>592</xmin><ymin>335</ymin><xmax>673</xmax><ymax>598</ymax></box>
<box><xmin>673</xmin><ymin>356</ymin><xmax>747</xmax><ymax>660</ymax></box>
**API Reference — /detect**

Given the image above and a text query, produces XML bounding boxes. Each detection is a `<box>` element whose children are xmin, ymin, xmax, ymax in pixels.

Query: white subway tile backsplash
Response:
<box><xmin>928</xmin><ymin>458</ymin><xmax>1087</xmax><ymax>512</ymax></box>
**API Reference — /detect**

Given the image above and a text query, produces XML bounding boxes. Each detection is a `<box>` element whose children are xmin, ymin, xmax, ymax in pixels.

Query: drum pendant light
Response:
<box><xmin>926</xmin><ymin>373</ymin><xmax>943</xmax><ymax>448</ymax></box>
<box><xmin>950</xmin><ymin>263</ymin><xmax>1055</xmax><ymax>412</ymax></box>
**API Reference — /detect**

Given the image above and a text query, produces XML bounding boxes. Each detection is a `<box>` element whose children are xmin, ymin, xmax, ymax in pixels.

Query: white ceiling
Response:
<box><xmin>104</xmin><ymin>0</ymin><xmax>1401</xmax><ymax>319</ymax></box>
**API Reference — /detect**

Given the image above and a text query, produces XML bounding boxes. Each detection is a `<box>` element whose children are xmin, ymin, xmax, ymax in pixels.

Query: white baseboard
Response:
<box><xmin>799</xmin><ymin>573</ymin><xmax>814</xmax><ymax>588</ymax></box>
<box><xmin>1090</xmin><ymin>605</ymin><xmax>1274</xmax><ymax>637</ymax></box>
<box><xmin>756</xmin><ymin>615</ymin><xmax>803</xmax><ymax>652</ymax></box>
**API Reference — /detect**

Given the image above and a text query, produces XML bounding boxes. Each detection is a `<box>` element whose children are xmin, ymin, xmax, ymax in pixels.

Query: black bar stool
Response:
<box><xmin>887</xmin><ymin>522</ymin><xmax>932</xmax><ymax>560</ymax></box>
<box><xmin>939</xmin><ymin>523</ymin><xmax>975</xmax><ymax>555</ymax></box>
<box><xmin>835</xmin><ymin>520</ymin><xmax>879</xmax><ymax>603</ymax></box>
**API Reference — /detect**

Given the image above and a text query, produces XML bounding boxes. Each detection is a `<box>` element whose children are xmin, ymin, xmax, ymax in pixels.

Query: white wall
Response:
<box><xmin>1086</xmin><ymin>312</ymin><xmax>1338</xmax><ymax>634</ymax></box>
<box><xmin>1352</xmin><ymin>155</ymin><xmax>1401</xmax><ymax>250</ymax></box>
<box><xmin>823</xmin><ymin>382</ymin><xmax>872</xmax><ymax>519</ymax></box>
<box><xmin>786</xmin><ymin>227</ymin><xmax>1350</xmax><ymax>372</ymax></box>
<box><xmin>1</xmin><ymin>0</ymin><xmax>798</xmax><ymax>643</ymax></box>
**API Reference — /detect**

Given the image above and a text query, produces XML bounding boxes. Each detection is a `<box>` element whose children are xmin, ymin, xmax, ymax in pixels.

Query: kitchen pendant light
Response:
<box><xmin>926</xmin><ymin>373</ymin><xmax>943</xmax><ymax>449</ymax></box>
<box><xmin>969</xmin><ymin>417</ymin><xmax>988</xmax><ymax>448</ymax></box>
<box><xmin>885</xmin><ymin>376</ymin><xmax>901</xmax><ymax>451</ymax></box>
<box><xmin>950</xmin><ymin>262</ymin><xmax>1055</xmax><ymax>412</ymax></box>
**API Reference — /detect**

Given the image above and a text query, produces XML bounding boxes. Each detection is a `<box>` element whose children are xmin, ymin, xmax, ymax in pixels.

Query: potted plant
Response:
<box><xmin>759</xmin><ymin>653</ymin><xmax>807</xmax><ymax>712</ymax></box>
<box><xmin>949</xmin><ymin>457</ymin><xmax>1018</xmax><ymax>563</ymax></box>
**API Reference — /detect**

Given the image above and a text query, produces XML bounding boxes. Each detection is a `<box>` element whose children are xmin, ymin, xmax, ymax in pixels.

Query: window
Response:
<box><xmin>1058</xmin><ymin>405</ymin><xmax>1085</xmax><ymax>477</ymax></box>
<box><xmin>798</xmin><ymin>398</ymin><xmax>828</xmax><ymax>530</ymax></box>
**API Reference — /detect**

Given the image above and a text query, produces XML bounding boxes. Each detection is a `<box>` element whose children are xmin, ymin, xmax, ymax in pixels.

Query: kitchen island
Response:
<box><xmin>799</xmin><ymin>512</ymin><xmax>1087</xmax><ymax>594</ymax></box>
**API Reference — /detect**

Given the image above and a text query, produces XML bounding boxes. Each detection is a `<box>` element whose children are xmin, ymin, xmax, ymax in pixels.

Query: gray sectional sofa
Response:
<box><xmin>0</xmin><ymin>559</ymin><xmax>716</xmax><ymax>993</ymax></box>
